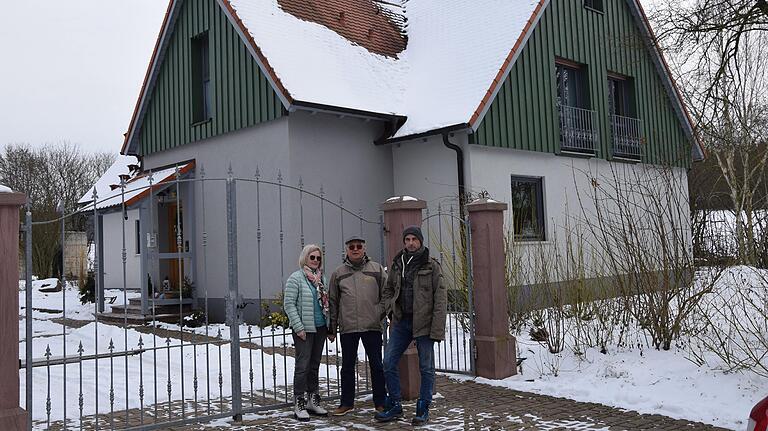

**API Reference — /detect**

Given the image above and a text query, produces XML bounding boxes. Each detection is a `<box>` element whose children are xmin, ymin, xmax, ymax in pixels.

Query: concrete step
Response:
<box><xmin>111</xmin><ymin>303</ymin><xmax>193</xmax><ymax>315</ymax></box>
<box><xmin>128</xmin><ymin>297</ymin><xmax>195</xmax><ymax>306</ymax></box>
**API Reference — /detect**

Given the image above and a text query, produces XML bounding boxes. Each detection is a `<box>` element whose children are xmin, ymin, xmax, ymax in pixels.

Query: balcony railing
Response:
<box><xmin>611</xmin><ymin>114</ymin><xmax>643</xmax><ymax>159</ymax></box>
<box><xmin>558</xmin><ymin>105</ymin><xmax>599</xmax><ymax>154</ymax></box>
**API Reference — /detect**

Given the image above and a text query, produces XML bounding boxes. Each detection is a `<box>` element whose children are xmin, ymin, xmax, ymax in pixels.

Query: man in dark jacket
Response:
<box><xmin>375</xmin><ymin>226</ymin><xmax>447</xmax><ymax>426</ymax></box>
<box><xmin>328</xmin><ymin>235</ymin><xmax>388</xmax><ymax>415</ymax></box>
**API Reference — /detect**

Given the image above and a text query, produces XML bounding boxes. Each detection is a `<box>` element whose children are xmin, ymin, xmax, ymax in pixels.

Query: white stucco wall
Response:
<box><xmin>101</xmin><ymin>208</ymin><xmax>142</xmax><ymax>291</ymax></box>
<box><xmin>141</xmin><ymin>113</ymin><xmax>393</xmax><ymax>320</ymax></box>
<box><xmin>392</xmin><ymin>133</ymin><xmax>466</xmax><ymax>213</ymax></box>
<box><xmin>465</xmin><ymin>145</ymin><xmax>692</xmax><ymax>283</ymax></box>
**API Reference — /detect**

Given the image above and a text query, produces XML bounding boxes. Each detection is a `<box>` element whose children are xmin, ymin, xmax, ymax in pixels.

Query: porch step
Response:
<box><xmin>111</xmin><ymin>303</ymin><xmax>193</xmax><ymax>315</ymax></box>
<box><xmin>128</xmin><ymin>297</ymin><xmax>195</xmax><ymax>306</ymax></box>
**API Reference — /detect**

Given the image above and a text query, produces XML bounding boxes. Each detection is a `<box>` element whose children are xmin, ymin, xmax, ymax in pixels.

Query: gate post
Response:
<box><xmin>466</xmin><ymin>198</ymin><xmax>516</xmax><ymax>379</ymax></box>
<box><xmin>225</xmin><ymin>176</ymin><xmax>243</xmax><ymax>422</ymax></box>
<box><xmin>380</xmin><ymin>196</ymin><xmax>425</xmax><ymax>401</ymax></box>
<box><xmin>0</xmin><ymin>186</ymin><xmax>28</xmax><ymax>430</ymax></box>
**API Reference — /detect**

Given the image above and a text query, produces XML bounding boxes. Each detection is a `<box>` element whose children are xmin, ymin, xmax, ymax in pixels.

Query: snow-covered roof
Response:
<box><xmin>79</xmin><ymin>158</ymin><xmax>194</xmax><ymax>211</ymax></box>
<box><xmin>123</xmin><ymin>0</ymin><xmax>702</xmax><ymax>158</ymax></box>
<box><xmin>79</xmin><ymin>155</ymin><xmax>138</xmax><ymax>206</ymax></box>
<box><xmin>227</xmin><ymin>0</ymin><xmax>408</xmax><ymax>116</ymax></box>
<box><xmin>225</xmin><ymin>0</ymin><xmax>541</xmax><ymax>138</ymax></box>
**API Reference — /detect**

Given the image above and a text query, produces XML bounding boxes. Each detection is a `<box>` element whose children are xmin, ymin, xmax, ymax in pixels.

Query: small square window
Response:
<box><xmin>511</xmin><ymin>176</ymin><xmax>546</xmax><ymax>241</ymax></box>
<box><xmin>584</xmin><ymin>0</ymin><xmax>603</xmax><ymax>12</ymax></box>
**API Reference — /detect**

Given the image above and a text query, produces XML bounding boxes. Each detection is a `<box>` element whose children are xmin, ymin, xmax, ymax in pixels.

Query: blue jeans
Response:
<box><xmin>382</xmin><ymin>318</ymin><xmax>435</xmax><ymax>403</ymax></box>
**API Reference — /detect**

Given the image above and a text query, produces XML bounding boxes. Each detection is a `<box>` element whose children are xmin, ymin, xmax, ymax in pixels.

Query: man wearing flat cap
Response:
<box><xmin>376</xmin><ymin>225</ymin><xmax>446</xmax><ymax>426</ymax></box>
<box><xmin>328</xmin><ymin>235</ymin><xmax>388</xmax><ymax>415</ymax></box>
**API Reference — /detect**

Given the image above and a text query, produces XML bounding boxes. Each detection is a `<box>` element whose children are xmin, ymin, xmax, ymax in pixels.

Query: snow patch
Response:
<box><xmin>0</xmin><ymin>183</ymin><xmax>12</xmax><ymax>193</ymax></box>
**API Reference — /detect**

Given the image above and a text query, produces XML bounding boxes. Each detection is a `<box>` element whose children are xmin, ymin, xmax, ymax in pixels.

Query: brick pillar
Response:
<box><xmin>467</xmin><ymin>198</ymin><xmax>516</xmax><ymax>379</ymax></box>
<box><xmin>0</xmin><ymin>188</ymin><xmax>28</xmax><ymax>430</ymax></box>
<box><xmin>380</xmin><ymin>196</ymin><xmax>426</xmax><ymax>401</ymax></box>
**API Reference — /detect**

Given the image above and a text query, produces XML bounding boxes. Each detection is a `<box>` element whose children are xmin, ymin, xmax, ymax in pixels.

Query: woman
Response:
<box><xmin>283</xmin><ymin>244</ymin><xmax>330</xmax><ymax>421</ymax></box>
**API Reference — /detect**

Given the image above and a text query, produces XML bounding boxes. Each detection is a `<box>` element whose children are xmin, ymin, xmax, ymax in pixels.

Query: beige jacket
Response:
<box><xmin>328</xmin><ymin>256</ymin><xmax>387</xmax><ymax>335</ymax></box>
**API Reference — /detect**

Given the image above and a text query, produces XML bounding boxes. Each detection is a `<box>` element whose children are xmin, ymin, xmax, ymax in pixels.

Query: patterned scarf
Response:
<box><xmin>303</xmin><ymin>265</ymin><xmax>329</xmax><ymax>319</ymax></box>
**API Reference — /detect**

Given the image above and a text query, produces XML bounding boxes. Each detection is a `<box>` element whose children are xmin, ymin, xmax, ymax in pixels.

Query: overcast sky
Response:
<box><xmin>1</xmin><ymin>1</ymin><xmax>665</xmax><ymax>156</ymax></box>
<box><xmin>0</xmin><ymin>1</ymin><xmax>167</xmax><ymax>155</ymax></box>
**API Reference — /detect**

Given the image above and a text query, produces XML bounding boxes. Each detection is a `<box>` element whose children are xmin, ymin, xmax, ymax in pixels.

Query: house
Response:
<box><xmin>106</xmin><ymin>0</ymin><xmax>702</xmax><ymax>322</ymax></box>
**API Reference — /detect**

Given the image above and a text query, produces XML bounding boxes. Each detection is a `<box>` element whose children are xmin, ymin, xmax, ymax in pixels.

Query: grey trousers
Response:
<box><xmin>292</xmin><ymin>325</ymin><xmax>327</xmax><ymax>396</ymax></box>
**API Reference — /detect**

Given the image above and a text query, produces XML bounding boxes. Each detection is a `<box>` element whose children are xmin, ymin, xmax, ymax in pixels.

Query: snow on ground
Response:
<box><xmin>20</xmin><ymin>320</ymin><xmax>302</xmax><ymax>426</ymax></box>
<box><xmin>18</xmin><ymin>278</ymin><xmax>135</xmax><ymax>342</ymax></box>
<box><xmin>19</xmin><ymin>266</ymin><xmax>768</xmax><ymax>430</ymax></box>
<box><xmin>449</xmin><ymin>265</ymin><xmax>768</xmax><ymax>431</ymax></box>
<box><xmin>17</xmin><ymin>279</ymin><xmax>333</xmax><ymax>428</ymax></box>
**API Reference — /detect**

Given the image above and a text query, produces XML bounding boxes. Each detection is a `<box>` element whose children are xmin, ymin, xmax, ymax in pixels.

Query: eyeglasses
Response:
<box><xmin>347</xmin><ymin>244</ymin><xmax>364</xmax><ymax>251</ymax></box>
<box><xmin>309</xmin><ymin>255</ymin><xmax>322</xmax><ymax>262</ymax></box>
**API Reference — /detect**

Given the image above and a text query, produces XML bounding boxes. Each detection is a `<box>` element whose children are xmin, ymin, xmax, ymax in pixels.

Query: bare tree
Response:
<box><xmin>0</xmin><ymin>142</ymin><xmax>115</xmax><ymax>277</ymax></box>
<box><xmin>652</xmin><ymin>0</ymin><xmax>768</xmax><ymax>103</ymax></box>
<box><xmin>693</xmin><ymin>37</ymin><xmax>768</xmax><ymax>265</ymax></box>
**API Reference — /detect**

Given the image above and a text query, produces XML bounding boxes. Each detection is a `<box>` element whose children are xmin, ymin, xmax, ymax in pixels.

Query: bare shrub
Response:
<box><xmin>688</xmin><ymin>266</ymin><xmax>768</xmax><ymax>376</ymax></box>
<box><xmin>576</xmin><ymin>163</ymin><xmax>724</xmax><ymax>351</ymax></box>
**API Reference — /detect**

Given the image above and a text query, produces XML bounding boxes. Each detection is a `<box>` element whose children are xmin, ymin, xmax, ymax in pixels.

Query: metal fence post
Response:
<box><xmin>465</xmin><ymin>216</ymin><xmax>476</xmax><ymax>376</ymax></box>
<box><xmin>25</xmin><ymin>205</ymin><xmax>33</xmax><ymax>431</ymax></box>
<box><xmin>226</xmin><ymin>175</ymin><xmax>243</xmax><ymax>422</ymax></box>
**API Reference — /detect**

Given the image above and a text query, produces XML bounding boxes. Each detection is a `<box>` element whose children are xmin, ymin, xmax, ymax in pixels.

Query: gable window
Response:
<box><xmin>584</xmin><ymin>0</ymin><xmax>603</xmax><ymax>12</ymax></box>
<box><xmin>511</xmin><ymin>176</ymin><xmax>545</xmax><ymax>241</ymax></box>
<box><xmin>191</xmin><ymin>32</ymin><xmax>211</xmax><ymax>123</ymax></box>
<box><xmin>555</xmin><ymin>60</ymin><xmax>597</xmax><ymax>154</ymax></box>
<box><xmin>607</xmin><ymin>74</ymin><xmax>642</xmax><ymax>159</ymax></box>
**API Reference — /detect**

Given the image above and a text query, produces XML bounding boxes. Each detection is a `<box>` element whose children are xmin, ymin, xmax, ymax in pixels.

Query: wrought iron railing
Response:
<box><xmin>611</xmin><ymin>114</ymin><xmax>643</xmax><ymax>159</ymax></box>
<box><xmin>558</xmin><ymin>105</ymin><xmax>599</xmax><ymax>154</ymax></box>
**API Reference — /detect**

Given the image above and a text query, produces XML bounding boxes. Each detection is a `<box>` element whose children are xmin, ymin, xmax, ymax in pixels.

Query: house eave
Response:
<box><xmin>378</xmin><ymin>123</ymin><xmax>471</xmax><ymax>146</ymax></box>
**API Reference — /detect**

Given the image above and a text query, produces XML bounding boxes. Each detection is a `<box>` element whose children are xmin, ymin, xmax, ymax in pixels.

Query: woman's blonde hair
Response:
<box><xmin>298</xmin><ymin>244</ymin><xmax>322</xmax><ymax>268</ymax></box>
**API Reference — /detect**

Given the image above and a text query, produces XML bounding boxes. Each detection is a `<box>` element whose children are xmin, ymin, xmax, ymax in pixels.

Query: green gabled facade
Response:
<box><xmin>472</xmin><ymin>0</ymin><xmax>691</xmax><ymax>168</ymax></box>
<box><xmin>138</xmin><ymin>0</ymin><xmax>285</xmax><ymax>157</ymax></box>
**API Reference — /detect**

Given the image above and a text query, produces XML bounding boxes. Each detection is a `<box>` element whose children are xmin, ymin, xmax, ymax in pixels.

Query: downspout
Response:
<box><xmin>442</xmin><ymin>132</ymin><xmax>466</xmax><ymax>220</ymax></box>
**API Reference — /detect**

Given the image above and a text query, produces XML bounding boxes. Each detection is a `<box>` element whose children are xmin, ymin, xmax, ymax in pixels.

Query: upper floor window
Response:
<box><xmin>584</xmin><ymin>0</ymin><xmax>603</xmax><ymax>12</ymax></box>
<box><xmin>556</xmin><ymin>60</ymin><xmax>597</xmax><ymax>154</ymax></box>
<box><xmin>555</xmin><ymin>62</ymin><xmax>588</xmax><ymax>109</ymax></box>
<box><xmin>607</xmin><ymin>75</ymin><xmax>636</xmax><ymax>117</ymax></box>
<box><xmin>191</xmin><ymin>32</ymin><xmax>211</xmax><ymax>123</ymax></box>
<box><xmin>511</xmin><ymin>176</ymin><xmax>545</xmax><ymax>241</ymax></box>
<box><xmin>608</xmin><ymin>74</ymin><xmax>642</xmax><ymax>159</ymax></box>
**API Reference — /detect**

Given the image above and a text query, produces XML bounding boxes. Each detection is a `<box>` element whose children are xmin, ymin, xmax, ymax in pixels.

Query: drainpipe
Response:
<box><xmin>442</xmin><ymin>132</ymin><xmax>466</xmax><ymax>220</ymax></box>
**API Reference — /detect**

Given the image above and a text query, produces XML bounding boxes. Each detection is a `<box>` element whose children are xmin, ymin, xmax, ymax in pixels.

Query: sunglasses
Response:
<box><xmin>309</xmin><ymin>255</ymin><xmax>322</xmax><ymax>262</ymax></box>
<box><xmin>347</xmin><ymin>244</ymin><xmax>364</xmax><ymax>251</ymax></box>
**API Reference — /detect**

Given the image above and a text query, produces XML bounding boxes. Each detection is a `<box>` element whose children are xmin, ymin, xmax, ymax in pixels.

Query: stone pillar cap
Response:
<box><xmin>467</xmin><ymin>197</ymin><xmax>507</xmax><ymax>212</ymax></box>
<box><xmin>0</xmin><ymin>184</ymin><xmax>26</xmax><ymax>206</ymax></box>
<box><xmin>380</xmin><ymin>196</ymin><xmax>427</xmax><ymax>211</ymax></box>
